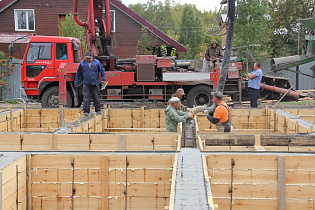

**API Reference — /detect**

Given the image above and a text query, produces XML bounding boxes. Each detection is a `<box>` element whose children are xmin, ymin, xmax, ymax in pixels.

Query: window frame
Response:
<box><xmin>14</xmin><ymin>9</ymin><xmax>35</xmax><ymax>32</ymax></box>
<box><xmin>102</xmin><ymin>10</ymin><xmax>115</xmax><ymax>32</ymax></box>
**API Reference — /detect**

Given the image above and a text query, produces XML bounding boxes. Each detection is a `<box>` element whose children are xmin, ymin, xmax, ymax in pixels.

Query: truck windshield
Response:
<box><xmin>26</xmin><ymin>42</ymin><xmax>52</xmax><ymax>63</ymax></box>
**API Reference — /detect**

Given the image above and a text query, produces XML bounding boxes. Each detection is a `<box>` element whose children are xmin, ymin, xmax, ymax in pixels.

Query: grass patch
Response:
<box><xmin>280</xmin><ymin>100</ymin><xmax>315</xmax><ymax>105</ymax></box>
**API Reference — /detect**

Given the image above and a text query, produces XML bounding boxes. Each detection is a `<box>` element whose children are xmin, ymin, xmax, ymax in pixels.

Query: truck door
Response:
<box><xmin>55</xmin><ymin>43</ymin><xmax>70</xmax><ymax>74</ymax></box>
<box><xmin>24</xmin><ymin>42</ymin><xmax>54</xmax><ymax>82</ymax></box>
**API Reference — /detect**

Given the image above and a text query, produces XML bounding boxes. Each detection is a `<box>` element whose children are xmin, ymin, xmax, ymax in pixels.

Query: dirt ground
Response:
<box><xmin>0</xmin><ymin>99</ymin><xmax>314</xmax><ymax>110</ymax></box>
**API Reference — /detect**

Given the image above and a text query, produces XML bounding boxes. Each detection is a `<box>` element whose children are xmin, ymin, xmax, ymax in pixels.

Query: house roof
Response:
<box><xmin>0</xmin><ymin>0</ymin><xmax>17</xmax><ymax>12</ymax></box>
<box><xmin>110</xmin><ymin>0</ymin><xmax>187</xmax><ymax>53</ymax></box>
<box><xmin>0</xmin><ymin>0</ymin><xmax>187</xmax><ymax>53</ymax></box>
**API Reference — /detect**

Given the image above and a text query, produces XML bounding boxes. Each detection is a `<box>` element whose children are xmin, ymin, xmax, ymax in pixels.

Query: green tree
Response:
<box><xmin>137</xmin><ymin>27</ymin><xmax>157</xmax><ymax>55</ymax></box>
<box><xmin>58</xmin><ymin>12</ymin><xmax>88</xmax><ymax>53</ymax></box>
<box><xmin>268</xmin><ymin>0</ymin><xmax>315</xmax><ymax>57</ymax></box>
<box><xmin>234</xmin><ymin>0</ymin><xmax>271</xmax><ymax>71</ymax></box>
<box><xmin>178</xmin><ymin>4</ymin><xmax>203</xmax><ymax>59</ymax></box>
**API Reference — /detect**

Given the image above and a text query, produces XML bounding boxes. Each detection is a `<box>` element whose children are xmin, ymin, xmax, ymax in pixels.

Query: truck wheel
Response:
<box><xmin>41</xmin><ymin>87</ymin><xmax>73</xmax><ymax>108</ymax></box>
<box><xmin>187</xmin><ymin>85</ymin><xmax>213</xmax><ymax>107</ymax></box>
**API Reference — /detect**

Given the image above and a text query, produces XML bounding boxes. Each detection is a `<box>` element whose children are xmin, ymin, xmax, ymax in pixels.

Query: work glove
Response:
<box><xmin>203</xmin><ymin>108</ymin><xmax>210</xmax><ymax>116</ymax></box>
<box><xmin>101</xmin><ymin>81</ymin><xmax>108</xmax><ymax>90</ymax></box>
<box><xmin>186</xmin><ymin>112</ymin><xmax>194</xmax><ymax>119</ymax></box>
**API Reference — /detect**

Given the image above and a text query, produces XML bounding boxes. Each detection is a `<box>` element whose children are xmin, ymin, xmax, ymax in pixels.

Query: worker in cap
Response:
<box><xmin>75</xmin><ymin>51</ymin><xmax>107</xmax><ymax>116</ymax></box>
<box><xmin>205</xmin><ymin>39</ymin><xmax>223</xmax><ymax>70</ymax></box>
<box><xmin>165</xmin><ymin>97</ymin><xmax>193</xmax><ymax>132</ymax></box>
<box><xmin>168</xmin><ymin>88</ymin><xmax>188</xmax><ymax>111</ymax></box>
<box><xmin>203</xmin><ymin>92</ymin><xmax>232</xmax><ymax>133</ymax></box>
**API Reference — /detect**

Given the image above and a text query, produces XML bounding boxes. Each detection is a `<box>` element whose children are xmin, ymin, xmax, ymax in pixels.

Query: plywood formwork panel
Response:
<box><xmin>1</xmin><ymin>156</ymin><xmax>27</xmax><ymax>210</ymax></box>
<box><xmin>30</xmin><ymin>154</ymin><xmax>174</xmax><ymax>210</ymax></box>
<box><xmin>206</xmin><ymin>154</ymin><xmax>315</xmax><ymax>210</ymax></box>
<box><xmin>285</xmin><ymin>109</ymin><xmax>315</xmax><ymax>124</ymax></box>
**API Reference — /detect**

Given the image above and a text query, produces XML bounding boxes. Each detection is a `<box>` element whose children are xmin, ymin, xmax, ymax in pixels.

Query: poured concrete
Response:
<box><xmin>175</xmin><ymin>148</ymin><xmax>209</xmax><ymax>210</ymax></box>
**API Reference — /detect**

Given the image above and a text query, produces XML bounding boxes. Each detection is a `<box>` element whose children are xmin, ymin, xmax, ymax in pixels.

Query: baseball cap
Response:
<box><xmin>169</xmin><ymin>97</ymin><xmax>180</xmax><ymax>103</ymax></box>
<box><xmin>211</xmin><ymin>92</ymin><xmax>224</xmax><ymax>99</ymax></box>
<box><xmin>85</xmin><ymin>51</ymin><xmax>93</xmax><ymax>58</ymax></box>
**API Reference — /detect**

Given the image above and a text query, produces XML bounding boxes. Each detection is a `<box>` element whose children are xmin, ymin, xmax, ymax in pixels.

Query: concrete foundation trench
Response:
<box><xmin>0</xmin><ymin>106</ymin><xmax>315</xmax><ymax>209</ymax></box>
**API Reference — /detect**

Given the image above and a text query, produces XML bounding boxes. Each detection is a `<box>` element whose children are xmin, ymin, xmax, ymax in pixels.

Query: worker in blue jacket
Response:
<box><xmin>75</xmin><ymin>51</ymin><xmax>106</xmax><ymax>116</ymax></box>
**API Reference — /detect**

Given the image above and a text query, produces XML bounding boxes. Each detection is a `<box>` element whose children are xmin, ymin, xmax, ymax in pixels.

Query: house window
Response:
<box><xmin>14</xmin><ymin>9</ymin><xmax>35</xmax><ymax>31</ymax></box>
<box><xmin>102</xmin><ymin>10</ymin><xmax>115</xmax><ymax>32</ymax></box>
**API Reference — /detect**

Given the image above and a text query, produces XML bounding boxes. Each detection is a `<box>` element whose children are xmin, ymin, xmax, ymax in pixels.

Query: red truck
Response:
<box><xmin>20</xmin><ymin>34</ymin><xmax>245</xmax><ymax>108</ymax></box>
<box><xmin>18</xmin><ymin>0</ymin><xmax>299</xmax><ymax>108</ymax></box>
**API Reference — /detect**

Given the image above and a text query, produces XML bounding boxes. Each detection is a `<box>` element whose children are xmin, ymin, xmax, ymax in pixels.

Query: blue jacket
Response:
<box><xmin>75</xmin><ymin>59</ymin><xmax>106</xmax><ymax>86</ymax></box>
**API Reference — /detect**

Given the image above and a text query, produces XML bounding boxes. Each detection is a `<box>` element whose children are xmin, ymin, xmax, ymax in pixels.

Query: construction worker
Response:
<box><xmin>247</xmin><ymin>62</ymin><xmax>262</xmax><ymax>108</ymax></box>
<box><xmin>205</xmin><ymin>39</ymin><xmax>223</xmax><ymax>70</ymax></box>
<box><xmin>165</xmin><ymin>97</ymin><xmax>193</xmax><ymax>132</ymax></box>
<box><xmin>168</xmin><ymin>88</ymin><xmax>188</xmax><ymax>111</ymax></box>
<box><xmin>75</xmin><ymin>51</ymin><xmax>107</xmax><ymax>116</ymax></box>
<box><xmin>203</xmin><ymin>92</ymin><xmax>232</xmax><ymax>133</ymax></box>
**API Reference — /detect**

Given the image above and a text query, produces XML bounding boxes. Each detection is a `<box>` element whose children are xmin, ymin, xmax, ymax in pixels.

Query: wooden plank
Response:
<box><xmin>140</xmin><ymin>106</ymin><xmax>145</xmax><ymax>128</ymax></box>
<box><xmin>202</xmin><ymin>155</ymin><xmax>215</xmax><ymax>210</ymax></box>
<box><xmin>101</xmin><ymin>156</ymin><xmax>109</xmax><ymax>210</ymax></box>
<box><xmin>56</xmin><ymin>134</ymin><xmax>90</xmax><ymax>151</ymax></box>
<box><xmin>261</xmin><ymin>134</ymin><xmax>315</xmax><ymax>146</ymax></box>
<box><xmin>213</xmin><ymin>198</ymin><xmax>277</xmax><ymax>209</ymax></box>
<box><xmin>204</xmin><ymin>134</ymin><xmax>255</xmax><ymax>146</ymax></box>
<box><xmin>26</xmin><ymin>154</ymin><xmax>31</xmax><ymax>210</ymax></box>
<box><xmin>207</xmin><ymin>155</ymin><xmax>278</xmax><ymax>170</ymax></box>
<box><xmin>278</xmin><ymin>156</ymin><xmax>286</xmax><ymax>210</ymax></box>
<box><xmin>168</xmin><ymin>155</ymin><xmax>177</xmax><ymax>210</ymax></box>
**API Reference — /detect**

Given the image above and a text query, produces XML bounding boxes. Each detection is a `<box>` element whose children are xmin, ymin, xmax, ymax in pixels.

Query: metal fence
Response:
<box><xmin>261</xmin><ymin>60</ymin><xmax>315</xmax><ymax>90</ymax></box>
<box><xmin>0</xmin><ymin>59</ymin><xmax>23</xmax><ymax>101</ymax></box>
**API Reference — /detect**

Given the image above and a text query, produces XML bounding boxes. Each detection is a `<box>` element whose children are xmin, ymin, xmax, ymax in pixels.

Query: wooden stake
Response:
<box><xmin>70</xmin><ymin>125</ymin><xmax>75</xmax><ymax>133</ymax></box>
<box><xmin>101</xmin><ymin>156</ymin><xmax>109</xmax><ymax>210</ymax></box>
<box><xmin>26</xmin><ymin>154</ymin><xmax>32</xmax><ymax>210</ymax></box>
<box><xmin>10</xmin><ymin>108</ymin><xmax>14</xmax><ymax>132</ymax></box>
<box><xmin>59</xmin><ymin>105</ymin><xmax>64</xmax><ymax>127</ymax></box>
<box><xmin>23</xmin><ymin>104</ymin><xmax>26</xmax><ymax>128</ymax></box>
<box><xmin>274</xmin><ymin>112</ymin><xmax>277</xmax><ymax>132</ymax></box>
<box><xmin>309</xmin><ymin>126</ymin><xmax>313</xmax><ymax>133</ymax></box>
<box><xmin>140</xmin><ymin>106</ymin><xmax>145</xmax><ymax>128</ymax></box>
<box><xmin>295</xmin><ymin>121</ymin><xmax>300</xmax><ymax>133</ymax></box>
<box><xmin>94</xmin><ymin>113</ymin><xmax>97</xmax><ymax>132</ymax></box>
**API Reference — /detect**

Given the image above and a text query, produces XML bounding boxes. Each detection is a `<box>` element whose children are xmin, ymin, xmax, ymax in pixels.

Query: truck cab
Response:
<box><xmin>21</xmin><ymin>36</ymin><xmax>83</xmax><ymax>107</ymax></box>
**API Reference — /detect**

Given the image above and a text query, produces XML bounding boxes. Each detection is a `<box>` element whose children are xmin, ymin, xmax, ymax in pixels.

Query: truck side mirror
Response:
<box><xmin>8</xmin><ymin>43</ymin><xmax>13</xmax><ymax>59</ymax></box>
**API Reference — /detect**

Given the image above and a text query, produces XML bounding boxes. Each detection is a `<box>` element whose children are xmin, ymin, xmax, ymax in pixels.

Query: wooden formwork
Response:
<box><xmin>204</xmin><ymin>154</ymin><xmax>315</xmax><ymax>210</ymax></box>
<box><xmin>29</xmin><ymin>154</ymin><xmax>176</xmax><ymax>210</ymax></box>
<box><xmin>199</xmin><ymin>133</ymin><xmax>315</xmax><ymax>152</ymax></box>
<box><xmin>285</xmin><ymin>109</ymin><xmax>315</xmax><ymax>124</ymax></box>
<box><xmin>0</xmin><ymin>133</ymin><xmax>180</xmax><ymax>151</ymax></box>
<box><xmin>0</xmin><ymin>156</ymin><xmax>27</xmax><ymax>210</ymax></box>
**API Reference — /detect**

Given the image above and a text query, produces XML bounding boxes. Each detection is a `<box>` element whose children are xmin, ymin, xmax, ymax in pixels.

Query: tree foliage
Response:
<box><xmin>268</xmin><ymin>0</ymin><xmax>315</xmax><ymax>57</ymax></box>
<box><xmin>234</xmin><ymin>0</ymin><xmax>271</xmax><ymax>71</ymax></box>
<box><xmin>58</xmin><ymin>12</ymin><xmax>88</xmax><ymax>53</ymax></box>
<box><xmin>136</xmin><ymin>27</ymin><xmax>157</xmax><ymax>55</ymax></box>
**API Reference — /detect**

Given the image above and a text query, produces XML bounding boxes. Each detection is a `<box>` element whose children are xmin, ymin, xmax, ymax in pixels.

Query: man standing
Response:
<box><xmin>75</xmin><ymin>51</ymin><xmax>106</xmax><ymax>116</ymax></box>
<box><xmin>203</xmin><ymin>92</ymin><xmax>232</xmax><ymax>133</ymax></box>
<box><xmin>168</xmin><ymin>88</ymin><xmax>188</xmax><ymax>111</ymax></box>
<box><xmin>165</xmin><ymin>97</ymin><xmax>193</xmax><ymax>132</ymax></box>
<box><xmin>205</xmin><ymin>39</ymin><xmax>223</xmax><ymax>70</ymax></box>
<box><xmin>247</xmin><ymin>62</ymin><xmax>262</xmax><ymax>108</ymax></box>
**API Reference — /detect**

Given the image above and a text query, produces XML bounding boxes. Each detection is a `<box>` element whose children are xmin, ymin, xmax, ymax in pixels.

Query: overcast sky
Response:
<box><xmin>122</xmin><ymin>0</ymin><xmax>222</xmax><ymax>12</ymax></box>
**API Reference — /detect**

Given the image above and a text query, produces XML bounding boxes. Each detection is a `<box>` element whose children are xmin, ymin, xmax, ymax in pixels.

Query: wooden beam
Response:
<box><xmin>10</xmin><ymin>109</ymin><xmax>14</xmax><ymax>132</ymax></box>
<box><xmin>50</xmin><ymin>134</ymin><xmax>57</xmax><ymax>150</ymax></box>
<box><xmin>202</xmin><ymin>155</ymin><xmax>215</xmax><ymax>210</ymax></box>
<box><xmin>140</xmin><ymin>106</ymin><xmax>145</xmax><ymax>128</ymax></box>
<box><xmin>101</xmin><ymin>156</ymin><xmax>109</xmax><ymax>210</ymax></box>
<box><xmin>59</xmin><ymin>105</ymin><xmax>64</xmax><ymax>127</ymax></box>
<box><xmin>168</xmin><ymin>154</ymin><xmax>178</xmax><ymax>210</ymax></box>
<box><xmin>278</xmin><ymin>156</ymin><xmax>286</xmax><ymax>210</ymax></box>
<box><xmin>26</xmin><ymin>154</ymin><xmax>32</xmax><ymax>210</ymax></box>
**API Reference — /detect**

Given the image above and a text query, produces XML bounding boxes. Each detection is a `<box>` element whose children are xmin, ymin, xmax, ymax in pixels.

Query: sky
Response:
<box><xmin>122</xmin><ymin>0</ymin><xmax>223</xmax><ymax>12</ymax></box>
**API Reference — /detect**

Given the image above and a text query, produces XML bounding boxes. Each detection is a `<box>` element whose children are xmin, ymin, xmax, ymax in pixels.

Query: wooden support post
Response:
<box><xmin>309</xmin><ymin>126</ymin><xmax>313</xmax><ymax>133</ymax></box>
<box><xmin>202</xmin><ymin>155</ymin><xmax>215</xmax><ymax>210</ymax></box>
<box><xmin>50</xmin><ymin>134</ymin><xmax>57</xmax><ymax>150</ymax></box>
<box><xmin>101</xmin><ymin>156</ymin><xmax>109</xmax><ymax>210</ymax></box>
<box><xmin>295</xmin><ymin>121</ymin><xmax>300</xmax><ymax>133</ymax></box>
<box><xmin>168</xmin><ymin>155</ymin><xmax>178</xmax><ymax>210</ymax></box>
<box><xmin>254</xmin><ymin>135</ymin><xmax>261</xmax><ymax>146</ymax></box>
<box><xmin>94</xmin><ymin>113</ymin><xmax>97</xmax><ymax>132</ymax></box>
<box><xmin>274</xmin><ymin>112</ymin><xmax>277</xmax><ymax>132</ymax></box>
<box><xmin>10</xmin><ymin>109</ymin><xmax>14</xmax><ymax>132</ymax></box>
<box><xmin>107</xmin><ymin>105</ymin><xmax>110</xmax><ymax>128</ymax></box>
<box><xmin>140</xmin><ymin>106</ymin><xmax>145</xmax><ymax>128</ymax></box>
<box><xmin>265</xmin><ymin>106</ymin><xmax>269</xmax><ymax>129</ymax></box>
<box><xmin>119</xmin><ymin>134</ymin><xmax>126</xmax><ymax>150</ymax></box>
<box><xmin>26</xmin><ymin>154</ymin><xmax>32</xmax><ymax>210</ymax></box>
<box><xmin>70</xmin><ymin>125</ymin><xmax>75</xmax><ymax>133</ymax></box>
<box><xmin>59</xmin><ymin>105</ymin><xmax>64</xmax><ymax>127</ymax></box>
<box><xmin>48</xmin><ymin>126</ymin><xmax>52</xmax><ymax>132</ymax></box>
<box><xmin>63</xmin><ymin>119</ymin><xmax>66</xmax><ymax>126</ymax></box>
<box><xmin>23</xmin><ymin>104</ymin><xmax>26</xmax><ymax>128</ymax></box>
<box><xmin>284</xmin><ymin>117</ymin><xmax>287</xmax><ymax>133</ymax></box>
<box><xmin>102</xmin><ymin>111</ymin><xmax>106</xmax><ymax>132</ymax></box>
<box><xmin>278</xmin><ymin>156</ymin><xmax>286</xmax><ymax>210</ymax></box>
